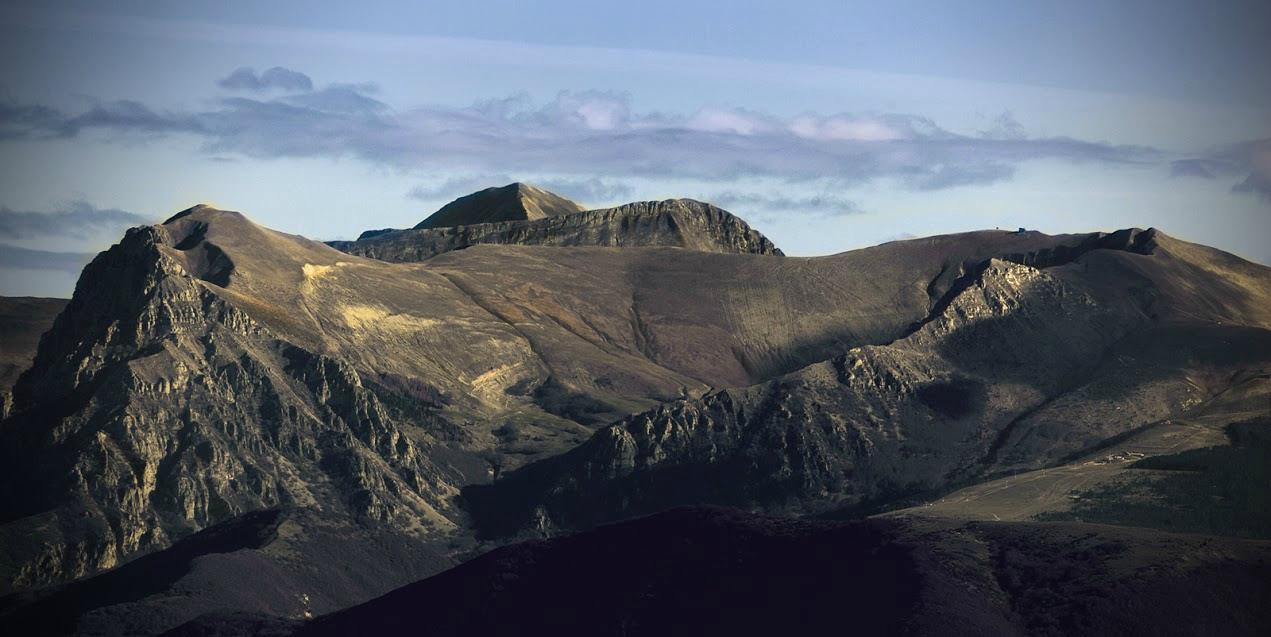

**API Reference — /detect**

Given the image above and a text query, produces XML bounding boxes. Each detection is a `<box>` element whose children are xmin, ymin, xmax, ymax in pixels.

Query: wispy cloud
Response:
<box><xmin>1170</xmin><ymin>138</ymin><xmax>1271</xmax><ymax>200</ymax></box>
<box><xmin>1229</xmin><ymin>139</ymin><xmax>1271</xmax><ymax>200</ymax></box>
<box><xmin>218</xmin><ymin>66</ymin><xmax>314</xmax><ymax>92</ymax></box>
<box><xmin>976</xmin><ymin>112</ymin><xmax>1028</xmax><ymax>141</ymax></box>
<box><xmin>1170</xmin><ymin>159</ymin><xmax>1230</xmax><ymax>179</ymax></box>
<box><xmin>407</xmin><ymin>175</ymin><xmax>632</xmax><ymax>209</ymax></box>
<box><xmin>1232</xmin><ymin>171</ymin><xmax>1271</xmax><ymax>200</ymax></box>
<box><xmin>709</xmin><ymin>191</ymin><xmax>864</xmax><ymax>217</ymax></box>
<box><xmin>0</xmin><ymin>201</ymin><xmax>151</xmax><ymax>239</ymax></box>
<box><xmin>0</xmin><ymin>243</ymin><xmax>95</xmax><ymax>272</ymax></box>
<box><xmin>0</xmin><ymin>102</ymin><xmax>67</xmax><ymax>140</ymax></box>
<box><xmin>0</xmin><ymin>70</ymin><xmax>1164</xmax><ymax>210</ymax></box>
<box><xmin>407</xmin><ymin>174</ymin><xmax>517</xmax><ymax>202</ymax></box>
<box><xmin>904</xmin><ymin>162</ymin><xmax>1016</xmax><ymax>191</ymax></box>
<box><xmin>534</xmin><ymin>178</ymin><xmax>633</xmax><ymax>205</ymax></box>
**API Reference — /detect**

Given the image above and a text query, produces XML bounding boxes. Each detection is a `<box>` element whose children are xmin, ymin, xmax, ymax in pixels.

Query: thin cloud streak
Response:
<box><xmin>407</xmin><ymin>174</ymin><xmax>517</xmax><ymax>202</ymax></box>
<box><xmin>0</xmin><ymin>201</ymin><xmax>151</xmax><ymax>240</ymax></box>
<box><xmin>534</xmin><ymin>177</ymin><xmax>633</xmax><ymax>205</ymax></box>
<box><xmin>0</xmin><ymin>243</ymin><xmax>95</xmax><ymax>272</ymax></box>
<box><xmin>709</xmin><ymin>191</ymin><xmax>864</xmax><ymax>217</ymax></box>
<box><xmin>1170</xmin><ymin>138</ymin><xmax>1271</xmax><ymax>199</ymax></box>
<box><xmin>0</xmin><ymin>72</ymin><xmax>1162</xmax><ymax>201</ymax></box>
<box><xmin>218</xmin><ymin>66</ymin><xmax>314</xmax><ymax>92</ymax></box>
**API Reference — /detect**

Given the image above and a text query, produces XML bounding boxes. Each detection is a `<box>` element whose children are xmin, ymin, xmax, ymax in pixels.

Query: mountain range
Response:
<box><xmin>1</xmin><ymin>183</ymin><xmax>1268</xmax><ymax>636</ymax></box>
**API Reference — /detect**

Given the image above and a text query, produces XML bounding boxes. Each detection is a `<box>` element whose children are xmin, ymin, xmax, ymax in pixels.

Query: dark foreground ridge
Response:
<box><xmin>297</xmin><ymin>507</ymin><xmax>919</xmax><ymax>637</ymax></box>
<box><xmin>0</xmin><ymin>510</ymin><xmax>283</xmax><ymax>636</ymax></box>
<box><xmin>163</xmin><ymin>507</ymin><xmax>1271</xmax><ymax>637</ymax></box>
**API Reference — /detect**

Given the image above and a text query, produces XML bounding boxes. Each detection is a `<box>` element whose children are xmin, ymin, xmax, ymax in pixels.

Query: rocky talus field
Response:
<box><xmin>1</xmin><ymin>184</ymin><xmax>1268</xmax><ymax>636</ymax></box>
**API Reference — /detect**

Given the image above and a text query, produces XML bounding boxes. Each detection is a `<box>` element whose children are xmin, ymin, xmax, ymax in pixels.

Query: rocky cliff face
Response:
<box><xmin>0</xmin><ymin>211</ymin><xmax>469</xmax><ymax>591</ymax></box>
<box><xmin>329</xmin><ymin>199</ymin><xmax>782</xmax><ymax>261</ymax></box>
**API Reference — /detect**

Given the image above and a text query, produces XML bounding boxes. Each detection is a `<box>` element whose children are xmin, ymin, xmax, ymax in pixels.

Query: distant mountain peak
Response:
<box><xmin>163</xmin><ymin>203</ymin><xmax>218</xmax><ymax>224</ymax></box>
<box><xmin>413</xmin><ymin>182</ymin><xmax>585</xmax><ymax>229</ymax></box>
<box><xmin>333</xmin><ymin>197</ymin><xmax>783</xmax><ymax>260</ymax></box>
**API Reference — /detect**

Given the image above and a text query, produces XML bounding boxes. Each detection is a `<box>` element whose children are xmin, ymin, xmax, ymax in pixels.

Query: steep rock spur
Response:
<box><xmin>0</xmin><ymin>211</ymin><xmax>464</xmax><ymax>591</ymax></box>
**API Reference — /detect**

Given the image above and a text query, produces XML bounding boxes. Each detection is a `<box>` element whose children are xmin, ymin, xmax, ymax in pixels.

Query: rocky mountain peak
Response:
<box><xmin>163</xmin><ymin>203</ymin><xmax>217</xmax><ymax>224</ymax></box>
<box><xmin>413</xmin><ymin>182</ymin><xmax>586</xmax><ymax>230</ymax></box>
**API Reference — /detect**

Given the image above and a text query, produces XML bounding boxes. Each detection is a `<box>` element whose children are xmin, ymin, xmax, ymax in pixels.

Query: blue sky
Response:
<box><xmin>1</xmin><ymin>1</ymin><xmax>1268</xmax><ymax>296</ymax></box>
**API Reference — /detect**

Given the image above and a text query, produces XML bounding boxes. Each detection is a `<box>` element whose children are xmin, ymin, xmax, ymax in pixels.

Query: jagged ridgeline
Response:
<box><xmin>1</xmin><ymin>182</ymin><xmax>1269</xmax><ymax>635</ymax></box>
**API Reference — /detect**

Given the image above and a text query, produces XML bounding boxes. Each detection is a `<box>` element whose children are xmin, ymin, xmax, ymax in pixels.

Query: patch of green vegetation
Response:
<box><xmin>1037</xmin><ymin>418</ymin><xmax>1271</xmax><ymax>538</ymax></box>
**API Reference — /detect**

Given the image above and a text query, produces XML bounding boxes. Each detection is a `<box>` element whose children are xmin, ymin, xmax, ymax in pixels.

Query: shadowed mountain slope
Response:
<box><xmin>0</xmin><ymin>508</ymin><xmax>454</xmax><ymax>637</ymax></box>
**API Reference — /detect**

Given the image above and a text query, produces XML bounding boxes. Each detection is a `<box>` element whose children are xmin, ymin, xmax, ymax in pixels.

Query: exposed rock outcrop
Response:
<box><xmin>0</xmin><ymin>210</ymin><xmax>467</xmax><ymax>591</ymax></box>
